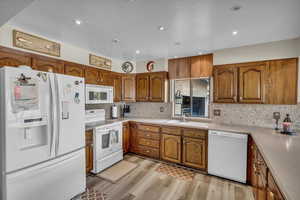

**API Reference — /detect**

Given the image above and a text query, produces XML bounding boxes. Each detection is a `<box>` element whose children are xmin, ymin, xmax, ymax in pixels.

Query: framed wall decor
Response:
<box><xmin>89</xmin><ymin>54</ymin><xmax>112</xmax><ymax>70</ymax></box>
<box><xmin>13</xmin><ymin>30</ymin><xmax>60</xmax><ymax>57</ymax></box>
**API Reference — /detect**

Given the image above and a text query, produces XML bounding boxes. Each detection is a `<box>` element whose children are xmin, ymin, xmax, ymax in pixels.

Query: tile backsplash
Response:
<box><xmin>211</xmin><ymin>103</ymin><xmax>300</xmax><ymax>129</ymax></box>
<box><xmin>126</xmin><ymin>102</ymin><xmax>172</xmax><ymax>119</ymax></box>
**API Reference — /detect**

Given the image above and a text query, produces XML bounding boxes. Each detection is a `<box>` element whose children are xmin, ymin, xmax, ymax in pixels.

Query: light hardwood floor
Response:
<box><xmin>86</xmin><ymin>154</ymin><xmax>254</xmax><ymax>200</ymax></box>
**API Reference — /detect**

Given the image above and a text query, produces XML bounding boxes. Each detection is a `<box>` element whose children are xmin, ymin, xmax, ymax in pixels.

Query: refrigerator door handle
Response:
<box><xmin>54</xmin><ymin>74</ymin><xmax>61</xmax><ymax>156</ymax></box>
<box><xmin>49</xmin><ymin>74</ymin><xmax>57</xmax><ymax>157</ymax></box>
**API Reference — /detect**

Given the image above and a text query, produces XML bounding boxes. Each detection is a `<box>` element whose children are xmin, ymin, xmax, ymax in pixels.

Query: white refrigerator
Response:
<box><xmin>0</xmin><ymin>67</ymin><xmax>86</xmax><ymax>200</ymax></box>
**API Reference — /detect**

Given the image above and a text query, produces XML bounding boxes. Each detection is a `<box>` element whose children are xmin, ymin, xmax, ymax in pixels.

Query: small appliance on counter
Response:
<box><xmin>121</xmin><ymin>104</ymin><xmax>130</xmax><ymax>118</ymax></box>
<box><xmin>281</xmin><ymin>114</ymin><xmax>295</xmax><ymax>135</ymax></box>
<box><xmin>111</xmin><ymin>104</ymin><xmax>118</xmax><ymax>119</ymax></box>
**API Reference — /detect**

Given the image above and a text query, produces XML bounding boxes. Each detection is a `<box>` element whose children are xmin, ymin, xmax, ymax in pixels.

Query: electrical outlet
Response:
<box><xmin>214</xmin><ymin>109</ymin><xmax>221</xmax><ymax>116</ymax></box>
<box><xmin>160</xmin><ymin>106</ymin><xmax>165</xmax><ymax>112</ymax></box>
<box><xmin>273</xmin><ymin>112</ymin><xmax>280</xmax><ymax>120</ymax></box>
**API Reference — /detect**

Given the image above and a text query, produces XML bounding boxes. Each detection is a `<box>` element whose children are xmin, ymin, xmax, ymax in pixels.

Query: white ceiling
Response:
<box><xmin>0</xmin><ymin>0</ymin><xmax>34</xmax><ymax>27</ymax></box>
<box><xmin>7</xmin><ymin>0</ymin><xmax>300</xmax><ymax>61</ymax></box>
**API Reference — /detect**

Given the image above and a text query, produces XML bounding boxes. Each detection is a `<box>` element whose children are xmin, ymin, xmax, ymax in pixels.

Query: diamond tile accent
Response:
<box><xmin>75</xmin><ymin>188</ymin><xmax>107</xmax><ymax>200</ymax></box>
<box><xmin>155</xmin><ymin>163</ymin><xmax>195</xmax><ymax>181</ymax></box>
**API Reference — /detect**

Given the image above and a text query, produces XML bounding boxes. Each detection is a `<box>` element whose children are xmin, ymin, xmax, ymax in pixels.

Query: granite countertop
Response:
<box><xmin>85</xmin><ymin>118</ymin><xmax>300</xmax><ymax>200</ymax></box>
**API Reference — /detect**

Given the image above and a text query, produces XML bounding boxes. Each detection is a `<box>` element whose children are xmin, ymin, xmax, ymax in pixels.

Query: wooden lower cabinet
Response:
<box><xmin>122</xmin><ymin>122</ymin><xmax>130</xmax><ymax>153</ymax></box>
<box><xmin>249</xmin><ymin>137</ymin><xmax>286</xmax><ymax>200</ymax></box>
<box><xmin>129</xmin><ymin>122</ymin><xmax>139</xmax><ymax>153</ymax></box>
<box><xmin>85</xmin><ymin>130</ymin><xmax>93</xmax><ymax>173</ymax></box>
<box><xmin>182</xmin><ymin>137</ymin><xmax>206</xmax><ymax>170</ymax></box>
<box><xmin>160</xmin><ymin>134</ymin><xmax>181</xmax><ymax>163</ymax></box>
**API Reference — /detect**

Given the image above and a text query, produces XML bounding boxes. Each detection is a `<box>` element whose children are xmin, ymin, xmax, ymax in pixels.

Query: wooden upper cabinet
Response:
<box><xmin>0</xmin><ymin>48</ymin><xmax>31</xmax><ymax>67</ymax></box>
<box><xmin>238</xmin><ymin>62</ymin><xmax>267</xmax><ymax>103</ymax></box>
<box><xmin>98</xmin><ymin>69</ymin><xmax>113</xmax><ymax>86</ymax></box>
<box><xmin>191</xmin><ymin>54</ymin><xmax>213</xmax><ymax>78</ymax></box>
<box><xmin>168</xmin><ymin>57</ymin><xmax>190</xmax><ymax>79</ymax></box>
<box><xmin>122</xmin><ymin>74</ymin><xmax>136</xmax><ymax>102</ymax></box>
<box><xmin>85</xmin><ymin>66</ymin><xmax>99</xmax><ymax>85</ymax></box>
<box><xmin>64</xmin><ymin>61</ymin><xmax>85</xmax><ymax>77</ymax></box>
<box><xmin>113</xmin><ymin>73</ymin><xmax>122</xmax><ymax>102</ymax></box>
<box><xmin>182</xmin><ymin>137</ymin><xmax>206</xmax><ymax>170</ymax></box>
<box><xmin>149</xmin><ymin>72</ymin><xmax>167</xmax><ymax>102</ymax></box>
<box><xmin>32</xmin><ymin>56</ymin><xmax>64</xmax><ymax>74</ymax></box>
<box><xmin>160</xmin><ymin>134</ymin><xmax>181</xmax><ymax>163</ymax></box>
<box><xmin>267</xmin><ymin>58</ymin><xmax>298</xmax><ymax>105</ymax></box>
<box><xmin>136</xmin><ymin>73</ymin><xmax>149</xmax><ymax>101</ymax></box>
<box><xmin>213</xmin><ymin>65</ymin><xmax>238</xmax><ymax>103</ymax></box>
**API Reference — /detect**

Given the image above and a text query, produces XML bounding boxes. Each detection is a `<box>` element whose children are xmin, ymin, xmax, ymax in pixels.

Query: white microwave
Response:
<box><xmin>85</xmin><ymin>84</ymin><xmax>113</xmax><ymax>104</ymax></box>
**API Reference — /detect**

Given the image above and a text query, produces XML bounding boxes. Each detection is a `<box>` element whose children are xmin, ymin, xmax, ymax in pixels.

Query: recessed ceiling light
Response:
<box><xmin>198</xmin><ymin>52</ymin><xmax>203</xmax><ymax>55</ymax></box>
<box><xmin>112</xmin><ymin>39</ymin><xmax>120</xmax><ymax>43</ymax></box>
<box><xmin>231</xmin><ymin>5</ymin><xmax>242</xmax><ymax>11</ymax></box>
<box><xmin>135</xmin><ymin>50</ymin><xmax>140</xmax><ymax>54</ymax></box>
<box><xmin>75</xmin><ymin>20</ymin><xmax>82</xmax><ymax>25</ymax></box>
<box><xmin>174</xmin><ymin>42</ymin><xmax>181</xmax><ymax>46</ymax></box>
<box><xmin>174</xmin><ymin>56</ymin><xmax>178</xmax><ymax>58</ymax></box>
<box><xmin>232</xmin><ymin>30</ymin><xmax>238</xmax><ymax>35</ymax></box>
<box><xmin>158</xmin><ymin>26</ymin><xmax>165</xmax><ymax>31</ymax></box>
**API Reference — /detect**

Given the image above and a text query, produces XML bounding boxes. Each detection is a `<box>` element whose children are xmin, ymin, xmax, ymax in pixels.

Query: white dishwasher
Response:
<box><xmin>208</xmin><ymin>130</ymin><xmax>248</xmax><ymax>183</ymax></box>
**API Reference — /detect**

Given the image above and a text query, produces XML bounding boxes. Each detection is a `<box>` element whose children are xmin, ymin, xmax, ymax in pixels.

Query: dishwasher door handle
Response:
<box><xmin>209</xmin><ymin>131</ymin><xmax>248</xmax><ymax>139</ymax></box>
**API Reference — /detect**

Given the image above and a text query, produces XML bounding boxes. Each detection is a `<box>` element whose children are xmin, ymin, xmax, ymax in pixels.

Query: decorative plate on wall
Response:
<box><xmin>121</xmin><ymin>61</ymin><xmax>134</xmax><ymax>73</ymax></box>
<box><xmin>146</xmin><ymin>61</ymin><xmax>155</xmax><ymax>72</ymax></box>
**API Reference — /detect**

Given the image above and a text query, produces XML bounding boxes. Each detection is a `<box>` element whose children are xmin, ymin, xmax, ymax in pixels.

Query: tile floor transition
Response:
<box><xmin>84</xmin><ymin>154</ymin><xmax>254</xmax><ymax>200</ymax></box>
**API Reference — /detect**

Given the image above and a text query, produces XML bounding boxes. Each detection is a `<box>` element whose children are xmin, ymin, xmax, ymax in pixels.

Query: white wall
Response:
<box><xmin>135</xmin><ymin>58</ymin><xmax>168</xmax><ymax>73</ymax></box>
<box><xmin>0</xmin><ymin>23</ymin><xmax>131</xmax><ymax>73</ymax></box>
<box><xmin>213</xmin><ymin>37</ymin><xmax>300</xmax><ymax>103</ymax></box>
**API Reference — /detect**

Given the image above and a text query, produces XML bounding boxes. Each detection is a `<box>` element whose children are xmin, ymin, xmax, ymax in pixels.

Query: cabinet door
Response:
<box><xmin>136</xmin><ymin>74</ymin><xmax>149</xmax><ymax>101</ymax></box>
<box><xmin>267</xmin><ymin>172</ymin><xmax>285</xmax><ymax>200</ymax></box>
<box><xmin>182</xmin><ymin>137</ymin><xmax>206</xmax><ymax>170</ymax></box>
<box><xmin>149</xmin><ymin>72</ymin><xmax>166</xmax><ymax>102</ymax></box>
<box><xmin>123</xmin><ymin>123</ymin><xmax>130</xmax><ymax>154</ymax></box>
<box><xmin>85</xmin><ymin>66</ymin><xmax>99</xmax><ymax>85</ymax></box>
<box><xmin>0</xmin><ymin>48</ymin><xmax>31</xmax><ymax>67</ymax></box>
<box><xmin>160</xmin><ymin>134</ymin><xmax>181</xmax><ymax>163</ymax></box>
<box><xmin>168</xmin><ymin>59</ymin><xmax>177</xmax><ymax>79</ymax></box>
<box><xmin>122</xmin><ymin>74</ymin><xmax>136</xmax><ymax>102</ymax></box>
<box><xmin>191</xmin><ymin>54</ymin><xmax>213</xmax><ymax>78</ymax></box>
<box><xmin>213</xmin><ymin>65</ymin><xmax>238</xmax><ymax>103</ymax></box>
<box><xmin>113</xmin><ymin>73</ymin><xmax>122</xmax><ymax>102</ymax></box>
<box><xmin>177</xmin><ymin>57</ymin><xmax>191</xmax><ymax>78</ymax></box>
<box><xmin>32</xmin><ymin>57</ymin><xmax>64</xmax><ymax>73</ymax></box>
<box><xmin>64</xmin><ymin>62</ymin><xmax>85</xmax><ymax>77</ymax></box>
<box><xmin>98</xmin><ymin>69</ymin><xmax>113</xmax><ymax>86</ymax></box>
<box><xmin>257</xmin><ymin>173</ymin><xmax>267</xmax><ymax>200</ymax></box>
<box><xmin>267</xmin><ymin>58</ymin><xmax>298</xmax><ymax>104</ymax></box>
<box><xmin>168</xmin><ymin>57</ymin><xmax>190</xmax><ymax>79</ymax></box>
<box><xmin>129</xmin><ymin>122</ymin><xmax>139</xmax><ymax>153</ymax></box>
<box><xmin>85</xmin><ymin>130</ymin><xmax>93</xmax><ymax>173</ymax></box>
<box><xmin>239</xmin><ymin>62</ymin><xmax>267</xmax><ymax>103</ymax></box>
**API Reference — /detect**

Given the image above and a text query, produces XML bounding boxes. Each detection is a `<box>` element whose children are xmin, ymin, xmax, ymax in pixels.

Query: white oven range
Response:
<box><xmin>92</xmin><ymin>122</ymin><xmax>123</xmax><ymax>173</ymax></box>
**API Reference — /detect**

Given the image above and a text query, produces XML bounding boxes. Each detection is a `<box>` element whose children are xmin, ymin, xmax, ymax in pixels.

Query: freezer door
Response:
<box><xmin>1</xmin><ymin>67</ymin><xmax>54</xmax><ymax>173</ymax></box>
<box><xmin>5</xmin><ymin>149</ymin><xmax>86</xmax><ymax>200</ymax></box>
<box><xmin>55</xmin><ymin>74</ymin><xmax>85</xmax><ymax>156</ymax></box>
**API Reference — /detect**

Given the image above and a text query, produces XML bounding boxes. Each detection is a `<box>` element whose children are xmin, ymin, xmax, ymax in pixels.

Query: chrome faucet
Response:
<box><xmin>181</xmin><ymin>113</ymin><xmax>188</xmax><ymax>122</ymax></box>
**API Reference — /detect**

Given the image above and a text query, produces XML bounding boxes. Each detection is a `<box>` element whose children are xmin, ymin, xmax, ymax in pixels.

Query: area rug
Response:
<box><xmin>155</xmin><ymin>163</ymin><xmax>195</xmax><ymax>181</ymax></box>
<box><xmin>97</xmin><ymin>160</ymin><xmax>138</xmax><ymax>183</ymax></box>
<box><xmin>75</xmin><ymin>188</ymin><xmax>107</xmax><ymax>200</ymax></box>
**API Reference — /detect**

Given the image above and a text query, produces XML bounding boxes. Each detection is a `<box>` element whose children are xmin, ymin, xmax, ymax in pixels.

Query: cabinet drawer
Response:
<box><xmin>267</xmin><ymin>172</ymin><xmax>285</xmax><ymax>200</ymax></box>
<box><xmin>257</xmin><ymin>151</ymin><xmax>268</xmax><ymax>178</ymax></box>
<box><xmin>183</xmin><ymin>128</ymin><xmax>207</xmax><ymax>139</ymax></box>
<box><xmin>138</xmin><ymin>131</ymin><xmax>160</xmax><ymax>140</ymax></box>
<box><xmin>138</xmin><ymin>138</ymin><xmax>159</xmax><ymax>148</ymax></box>
<box><xmin>137</xmin><ymin>124</ymin><xmax>160</xmax><ymax>133</ymax></box>
<box><xmin>161</xmin><ymin>126</ymin><xmax>181</xmax><ymax>135</ymax></box>
<box><xmin>138</xmin><ymin>146</ymin><xmax>159</xmax><ymax>159</ymax></box>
